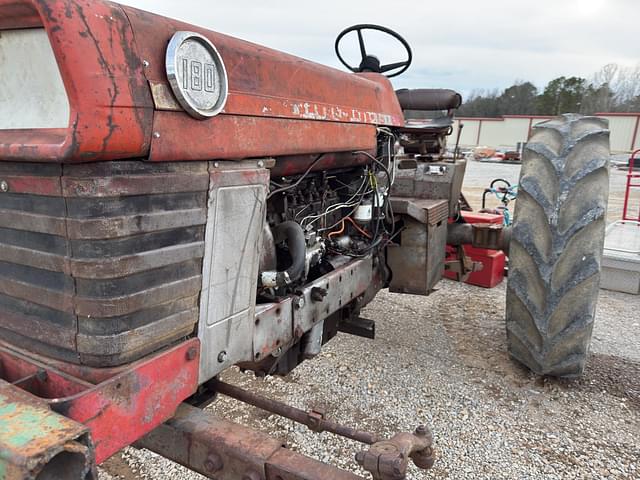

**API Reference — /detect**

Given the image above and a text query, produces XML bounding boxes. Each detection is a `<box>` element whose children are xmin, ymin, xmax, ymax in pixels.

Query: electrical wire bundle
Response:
<box><xmin>326</xmin><ymin>130</ymin><xmax>400</xmax><ymax>257</ymax></box>
<box><xmin>302</xmin><ymin>169</ymin><xmax>373</xmax><ymax>232</ymax></box>
<box><xmin>266</xmin><ymin>129</ymin><xmax>402</xmax><ymax>258</ymax></box>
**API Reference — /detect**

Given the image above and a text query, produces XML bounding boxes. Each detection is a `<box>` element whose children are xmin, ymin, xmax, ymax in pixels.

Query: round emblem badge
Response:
<box><xmin>165</xmin><ymin>31</ymin><xmax>228</xmax><ymax>119</ymax></box>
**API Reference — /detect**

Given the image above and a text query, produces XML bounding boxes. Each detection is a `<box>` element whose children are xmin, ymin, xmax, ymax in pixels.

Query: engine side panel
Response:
<box><xmin>197</xmin><ymin>165</ymin><xmax>269</xmax><ymax>383</ymax></box>
<box><xmin>149</xmin><ymin>114</ymin><xmax>377</xmax><ymax>162</ymax></box>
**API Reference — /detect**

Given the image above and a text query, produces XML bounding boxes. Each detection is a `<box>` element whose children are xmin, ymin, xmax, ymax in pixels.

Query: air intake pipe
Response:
<box><xmin>259</xmin><ymin>221</ymin><xmax>307</xmax><ymax>288</ymax></box>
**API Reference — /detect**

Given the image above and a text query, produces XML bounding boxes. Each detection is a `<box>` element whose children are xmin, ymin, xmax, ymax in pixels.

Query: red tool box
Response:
<box><xmin>444</xmin><ymin>212</ymin><xmax>506</xmax><ymax>288</ymax></box>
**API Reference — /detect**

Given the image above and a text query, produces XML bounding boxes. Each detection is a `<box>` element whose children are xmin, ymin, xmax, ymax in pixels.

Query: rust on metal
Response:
<box><xmin>0</xmin><ymin>342</ymin><xmax>131</xmax><ymax>385</ymax></box>
<box><xmin>471</xmin><ymin>223</ymin><xmax>505</xmax><ymax>251</ymax></box>
<box><xmin>356</xmin><ymin>426</ymin><xmax>435</xmax><ymax>480</ymax></box>
<box><xmin>212</xmin><ymin>381</ymin><xmax>436</xmax><ymax>479</ymax></box>
<box><xmin>139</xmin><ymin>403</ymin><xmax>365</xmax><ymax>480</ymax></box>
<box><xmin>0</xmin><ymin>174</ymin><xmax>62</xmax><ymax>196</ymax></box>
<box><xmin>122</xmin><ymin>5</ymin><xmax>403</xmax><ymax>125</ymax></box>
<box><xmin>148</xmin><ymin>114</ymin><xmax>378</xmax><ymax>162</ymax></box>
<box><xmin>0</xmin><ymin>0</ymin><xmax>402</xmax><ymax>164</ymax></box>
<box><xmin>0</xmin><ymin>379</ymin><xmax>96</xmax><ymax>479</ymax></box>
<box><xmin>215</xmin><ymin>380</ymin><xmax>380</xmax><ymax>445</ymax></box>
<box><xmin>0</xmin><ymin>339</ymin><xmax>200</xmax><ymax>464</ymax></box>
<box><xmin>0</xmin><ymin>0</ymin><xmax>154</xmax><ymax>163</ymax></box>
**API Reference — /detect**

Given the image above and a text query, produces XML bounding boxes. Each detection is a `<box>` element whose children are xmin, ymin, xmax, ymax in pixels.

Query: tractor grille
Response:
<box><xmin>0</xmin><ymin>161</ymin><xmax>209</xmax><ymax>367</ymax></box>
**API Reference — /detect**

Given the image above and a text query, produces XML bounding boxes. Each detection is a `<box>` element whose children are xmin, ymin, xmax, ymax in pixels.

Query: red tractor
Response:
<box><xmin>0</xmin><ymin>1</ymin><xmax>610</xmax><ymax>478</ymax></box>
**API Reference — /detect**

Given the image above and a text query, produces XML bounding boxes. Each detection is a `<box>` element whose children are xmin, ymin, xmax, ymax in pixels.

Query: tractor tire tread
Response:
<box><xmin>506</xmin><ymin>114</ymin><xmax>609</xmax><ymax>377</ymax></box>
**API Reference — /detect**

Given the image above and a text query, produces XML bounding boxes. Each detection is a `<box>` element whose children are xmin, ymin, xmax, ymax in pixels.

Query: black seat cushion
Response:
<box><xmin>395</xmin><ymin>88</ymin><xmax>462</xmax><ymax>111</ymax></box>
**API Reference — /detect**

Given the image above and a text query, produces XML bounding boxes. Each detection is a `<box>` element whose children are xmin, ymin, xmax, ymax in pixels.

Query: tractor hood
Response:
<box><xmin>0</xmin><ymin>0</ymin><xmax>403</xmax><ymax>163</ymax></box>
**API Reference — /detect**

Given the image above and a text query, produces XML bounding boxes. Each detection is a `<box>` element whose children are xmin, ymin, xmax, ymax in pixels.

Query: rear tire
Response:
<box><xmin>506</xmin><ymin>114</ymin><xmax>610</xmax><ymax>377</ymax></box>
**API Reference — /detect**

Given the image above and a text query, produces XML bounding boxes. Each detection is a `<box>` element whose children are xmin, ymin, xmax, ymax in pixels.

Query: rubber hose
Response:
<box><xmin>260</xmin><ymin>221</ymin><xmax>306</xmax><ymax>287</ymax></box>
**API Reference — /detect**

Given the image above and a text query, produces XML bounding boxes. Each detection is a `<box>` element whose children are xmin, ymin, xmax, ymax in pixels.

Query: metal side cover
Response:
<box><xmin>198</xmin><ymin>164</ymin><xmax>269</xmax><ymax>383</ymax></box>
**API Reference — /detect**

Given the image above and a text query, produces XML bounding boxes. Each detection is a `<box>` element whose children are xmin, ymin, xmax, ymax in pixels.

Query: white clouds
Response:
<box><xmin>120</xmin><ymin>0</ymin><xmax>638</xmax><ymax>95</ymax></box>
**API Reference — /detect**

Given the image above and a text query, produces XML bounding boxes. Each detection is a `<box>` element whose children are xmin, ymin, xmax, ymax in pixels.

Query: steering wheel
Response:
<box><xmin>334</xmin><ymin>24</ymin><xmax>412</xmax><ymax>78</ymax></box>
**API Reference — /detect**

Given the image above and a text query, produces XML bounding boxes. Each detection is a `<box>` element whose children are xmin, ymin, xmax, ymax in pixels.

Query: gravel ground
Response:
<box><xmin>100</xmin><ymin>160</ymin><xmax>640</xmax><ymax>480</ymax></box>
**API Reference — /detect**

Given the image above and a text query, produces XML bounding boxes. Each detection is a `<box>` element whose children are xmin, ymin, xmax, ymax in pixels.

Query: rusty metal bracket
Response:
<box><xmin>356</xmin><ymin>426</ymin><xmax>435</xmax><ymax>480</ymax></box>
<box><xmin>138</xmin><ymin>403</ymin><xmax>365</xmax><ymax>480</ymax></box>
<box><xmin>0</xmin><ymin>380</ymin><xmax>96</xmax><ymax>479</ymax></box>
<box><xmin>471</xmin><ymin>223</ymin><xmax>505</xmax><ymax>251</ymax></box>
<box><xmin>444</xmin><ymin>244</ymin><xmax>482</xmax><ymax>282</ymax></box>
<box><xmin>446</xmin><ymin>221</ymin><xmax>511</xmax><ymax>253</ymax></box>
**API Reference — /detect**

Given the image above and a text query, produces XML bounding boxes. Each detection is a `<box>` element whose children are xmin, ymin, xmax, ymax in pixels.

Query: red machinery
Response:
<box><xmin>0</xmin><ymin>1</ymin><xmax>457</xmax><ymax>478</ymax></box>
<box><xmin>444</xmin><ymin>212</ymin><xmax>506</xmax><ymax>288</ymax></box>
<box><xmin>0</xmin><ymin>1</ymin><xmax>606</xmax><ymax>478</ymax></box>
<box><xmin>622</xmin><ymin>149</ymin><xmax>640</xmax><ymax>222</ymax></box>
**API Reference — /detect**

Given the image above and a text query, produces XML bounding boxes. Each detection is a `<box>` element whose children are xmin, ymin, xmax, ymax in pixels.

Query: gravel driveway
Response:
<box><xmin>100</xmin><ymin>160</ymin><xmax>640</xmax><ymax>480</ymax></box>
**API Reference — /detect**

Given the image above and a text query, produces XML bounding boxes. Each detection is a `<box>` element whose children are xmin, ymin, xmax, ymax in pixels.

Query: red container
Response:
<box><xmin>444</xmin><ymin>211</ymin><xmax>506</xmax><ymax>288</ymax></box>
<box><xmin>457</xmin><ymin>245</ymin><xmax>506</xmax><ymax>287</ymax></box>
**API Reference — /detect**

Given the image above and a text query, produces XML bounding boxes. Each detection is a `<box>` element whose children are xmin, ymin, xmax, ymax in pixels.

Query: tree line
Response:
<box><xmin>457</xmin><ymin>63</ymin><xmax>640</xmax><ymax>117</ymax></box>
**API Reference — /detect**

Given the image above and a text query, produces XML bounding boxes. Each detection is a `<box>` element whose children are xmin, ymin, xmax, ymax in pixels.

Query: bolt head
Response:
<box><xmin>0</xmin><ymin>180</ymin><xmax>8</xmax><ymax>192</ymax></box>
<box><xmin>257</xmin><ymin>160</ymin><xmax>265</xmax><ymax>168</ymax></box>
<box><xmin>217</xmin><ymin>350</ymin><xmax>227</xmax><ymax>363</ymax></box>
<box><xmin>213</xmin><ymin>161</ymin><xmax>220</xmax><ymax>168</ymax></box>
<box><xmin>186</xmin><ymin>347</ymin><xmax>198</xmax><ymax>361</ymax></box>
<box><xmin>152</xmin><ymin>131</ymin><xmax>161</xmax><ymax>139</ymax></box>
<box><xmin>142</xmin><ymin>60</ymin><xmax>150</xmax><ymax>68</ymax></box>
<box><xmin>204</xmin><ymin>453</ymin><xmax>223</xmax><ymax>472</ymax></box>
<box><xmin>294</xmin><ymin>296</ymin><xmax>305</xmax><ymax>309</ymax></box>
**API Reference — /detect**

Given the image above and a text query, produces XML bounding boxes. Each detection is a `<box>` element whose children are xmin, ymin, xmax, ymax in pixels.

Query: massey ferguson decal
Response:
<box><xmin>291</xmin><ymin>101</ymin><xmax>395</xmax><ymax>124</ymax></box>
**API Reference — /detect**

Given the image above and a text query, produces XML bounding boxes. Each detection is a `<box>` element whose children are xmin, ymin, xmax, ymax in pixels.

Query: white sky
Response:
<box><xmin>121</xmin><ymin>0</ymin><xmax>638</xmax><ymax>97</ymax></box>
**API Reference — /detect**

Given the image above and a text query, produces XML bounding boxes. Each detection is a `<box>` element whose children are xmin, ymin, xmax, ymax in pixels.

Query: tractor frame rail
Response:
<box><xmin>139</xmin><ymin>396</ymin><xmax>435</xmax><ymax>480</ymax></box>
<box><xmin>138</xmin><ymin>403</ymin><xmax>366</xmax><ymax>480</ymax></box>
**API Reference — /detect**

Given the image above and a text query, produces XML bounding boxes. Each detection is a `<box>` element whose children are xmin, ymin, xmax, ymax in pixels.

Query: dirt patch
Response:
<box><xmin>101</xmin><ymin>454</ymin><xmax>138</xmax><ymax>480</ymax></box>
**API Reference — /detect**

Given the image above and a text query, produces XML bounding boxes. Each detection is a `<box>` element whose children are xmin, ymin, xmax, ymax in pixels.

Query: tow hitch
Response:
<box><xmin>139</xmin><ymin>380</ymin><xmax>436</xmax><ymax>480</ymax></box>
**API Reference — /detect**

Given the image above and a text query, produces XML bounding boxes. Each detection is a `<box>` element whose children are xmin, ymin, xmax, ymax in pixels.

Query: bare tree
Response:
<box><xmin>593</xmin><ymin>63</ymin><xmax>618</xmax><ymax>88</ymax></box>
<box><xmin>454</xmin><ymin>63</ymin><xmax>640</xmax><ymax>117</ymax></box>
<box><xmin>613</xmin><ymin>64</ymin><xmax>640</xmax><ymax>110</ymax></box>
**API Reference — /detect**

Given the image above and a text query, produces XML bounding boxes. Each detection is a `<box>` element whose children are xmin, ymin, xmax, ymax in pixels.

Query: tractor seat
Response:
<box><xmin>395</xmin><ymin>88</ymin><xmax>462</xmax><ymax>112</ymax></box>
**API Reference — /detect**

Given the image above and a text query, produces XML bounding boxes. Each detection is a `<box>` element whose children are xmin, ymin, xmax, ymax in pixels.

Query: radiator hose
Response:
<box><xmin>259</xmin><ymin>221</ymin><xmax>306</xmax><ymax>288</ymax></box>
